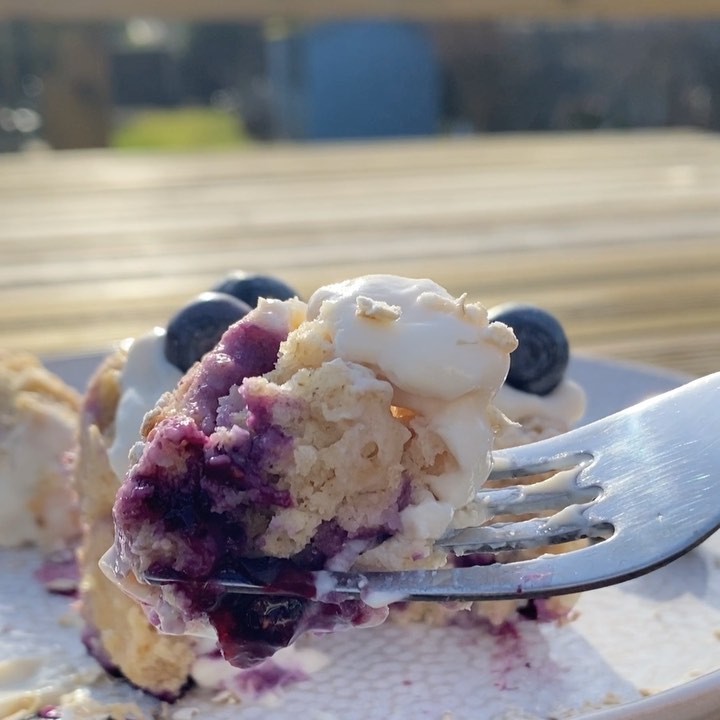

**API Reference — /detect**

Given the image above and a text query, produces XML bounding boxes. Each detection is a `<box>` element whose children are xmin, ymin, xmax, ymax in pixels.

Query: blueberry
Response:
<box><xmin>212</xmin><ymin>273</ymin><xmax>299</xmax><ymax>308</ymax></box>
<box><xmin>211</xmin><ymin>594</ymin><xmax>307</xmax><ymax>666</ymax></box>
<box><xmin>165</xmin><ymin>292</ymin><xmax>252</xmax><ymax>372</ymax></box>
<box><xmin>488</xmin><ymin>303</ymin><xmax>569</xmax><ymax>396</ymax></box>
<box><xmin>241</xmin><ymin>596</ymin><xmax>307</xmax><ymax>647</ymax></box>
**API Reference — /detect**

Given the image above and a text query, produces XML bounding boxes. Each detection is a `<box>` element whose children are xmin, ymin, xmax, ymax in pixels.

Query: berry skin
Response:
<box><xmin>488</xmin><ymin>303</ymin><xmax>569</xmax><ymax>396</ymax></box>
<box><xmin>241</xmin><ymin>596</ymin><xmax>307</xmax><ymax>646</ymax></box>
<box><xmin>212</xmin><ymin>273</ymin><xmax>299</xmax><ymax>308</ymax></box>
<box><xmin>165</xmin><ymin>292</ymin><xmax>252</xmax><ymax>372</ymax></box>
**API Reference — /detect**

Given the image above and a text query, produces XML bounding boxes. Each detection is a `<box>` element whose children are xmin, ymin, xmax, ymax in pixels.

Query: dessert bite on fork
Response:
<box><xmin>95</xmin><ymin>274</ymin><xmax>591</xmax><ymax>673</ymax></box>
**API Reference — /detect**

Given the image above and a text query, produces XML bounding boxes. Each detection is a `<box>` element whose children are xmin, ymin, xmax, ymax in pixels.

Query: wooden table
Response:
<box><xmin>1</xmin><ymin>129</ymin><xmax>719</xmax><ymax>378</ymax></box>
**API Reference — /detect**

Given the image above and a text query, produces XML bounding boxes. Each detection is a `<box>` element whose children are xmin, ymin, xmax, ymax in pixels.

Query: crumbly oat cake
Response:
<box><xmin>0</xmin><ymin>350</ymin><xmax>81</xmax><ymax>551</ymax></box>
<box><xmin>74</xmin><ymin>348</ymin><xmax>196</xmax><ymax>699</ymax></box>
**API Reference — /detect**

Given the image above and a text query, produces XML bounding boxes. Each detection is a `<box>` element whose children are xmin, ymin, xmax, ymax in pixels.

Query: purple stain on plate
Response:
<box><xmin>34</xmin><ymin>550</ymin><xmax>80</xmax><ymax>596</ymax></box>
<box><xmin>229</xmin><ymin>657</ymin><xmax>311</xmax><ymax>699</ymax></box>
<box><xmin>488</xmin><ymin>621</ymin><xmax>528</xmax><ymax>692</ymax></box>
<box><xmin>37</xmin><ymin>707</ymin><xmax>62</xmax><ymax>719</ymax></box>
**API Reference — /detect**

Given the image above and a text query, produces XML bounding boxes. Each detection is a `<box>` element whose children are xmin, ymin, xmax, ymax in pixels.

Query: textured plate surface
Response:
<box><xmin>1</xmin><ymin>354</ymin><xmax>719</xmax><ymax>720</ymax></box>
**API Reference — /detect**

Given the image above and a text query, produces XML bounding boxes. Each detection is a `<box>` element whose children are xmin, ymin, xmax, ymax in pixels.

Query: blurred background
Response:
<box><xmin>2</xmin><ymin>3</ymin><xmax>720</xmax><ymax>380</ymax></box>
<box><xmin>2</xmin><ymin>5</ymin><xmax>720</xmax><ymax>151</ymax></box>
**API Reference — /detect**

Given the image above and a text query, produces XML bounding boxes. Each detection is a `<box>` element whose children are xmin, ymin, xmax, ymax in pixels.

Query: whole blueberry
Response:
<box><xmin>240</xmin><ymin>596</ymin><xmax>307</xmax><ymax>647</ymax></box>
<box><xmin>212</xmin><ymin>273</ymin><xmax>299</xmax><ymax>308</ymax></box>
<box><xmin>165</xmin><ymin>292</ymin><xmax>252</xmax><ymax>372</ymax></box>
<box><xmin>488</xmin><ymin>303</ymin><xmax>569</xmax><ymax>396</ymax></box>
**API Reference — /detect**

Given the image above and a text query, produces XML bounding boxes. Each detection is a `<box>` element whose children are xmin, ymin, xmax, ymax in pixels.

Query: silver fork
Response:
<box><xmin>143</xmin><ymin>372</ymin><xmax>720</xmax><ymax>604</ymax></box>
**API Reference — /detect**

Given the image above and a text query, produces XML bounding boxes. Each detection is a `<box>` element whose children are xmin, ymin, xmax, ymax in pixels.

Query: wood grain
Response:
<box><xmin>0</xmin><ymin>130</ymin><xmax>718</xmax><ymax>378</ymax></box>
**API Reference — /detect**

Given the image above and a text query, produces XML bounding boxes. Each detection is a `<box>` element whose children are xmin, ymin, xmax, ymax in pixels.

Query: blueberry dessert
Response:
<box><xmin>73</xmin><ymin>272</ymin><xmax>586</xmax><ymax>698</ymax></box>
<box><xmin>105</xmin><ymin>275</ymin><xmax>520</xmax><ymax>668</ymax></box>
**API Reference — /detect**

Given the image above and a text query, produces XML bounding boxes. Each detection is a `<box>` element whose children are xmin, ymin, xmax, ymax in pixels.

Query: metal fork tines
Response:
<box><xmin>143</xmin><ymin>372</ymin><xmax>720</xmax><ymax>603</ymax></box>
<box><xmin>440</xmin><ymin>460</ymin><xmax>604</xmax><ymax>554</ymax></box>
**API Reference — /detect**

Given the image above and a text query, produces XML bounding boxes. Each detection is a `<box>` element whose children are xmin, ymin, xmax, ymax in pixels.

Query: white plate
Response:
<box><xmin>2</xmin><ymin>354</ymin><xmax>719</xmax><ymax>720</ymax></box>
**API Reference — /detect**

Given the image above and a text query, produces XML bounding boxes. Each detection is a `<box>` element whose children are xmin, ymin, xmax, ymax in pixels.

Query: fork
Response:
<box><xmin>143</xmin><ymin>372</ymin><xmax>720</xmax><ymax>605</ymax></box>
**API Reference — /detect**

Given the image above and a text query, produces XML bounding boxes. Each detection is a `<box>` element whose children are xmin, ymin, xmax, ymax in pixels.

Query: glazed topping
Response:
<box><xmin>108</xmin><ymin>328</ymin><xmax>183</xmax><ymax>479</ymax></box>
<box><xmin>307</xmin><ymin>275</ymin><xmax>517</xmax><ymax>403</ymax></box>
<box><xmin>487</xmin><ymin>303</ymin><xmax>569</xmax><ymax>396</ymax></box>
<box><xmin>165</xmin><ymin>292</ymin><xmax>253</xmax><ymax>373</ymax></box>
<box><xmin>213</xmin><ymin>273</ymin><xmax>299</xmax><ymax>308</ymax></box>
<box><xmin>495</xmin><ymin>379</ymin><xmax>585</xmax><ymax>428</ymax></box>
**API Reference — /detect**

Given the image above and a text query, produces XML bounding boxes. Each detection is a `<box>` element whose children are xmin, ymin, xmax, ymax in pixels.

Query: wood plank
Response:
<box><xmin>0</xmin><ymin>131</ymin><xmax>719</xmax><ymax>379</ymax></box>
<box><xmin>2</xmin><ymin>0</ymin><xmax>720</xmax><ymax>22</ymax></box>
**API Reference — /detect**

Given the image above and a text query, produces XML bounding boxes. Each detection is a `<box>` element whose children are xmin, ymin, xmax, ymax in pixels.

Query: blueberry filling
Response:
<box><xmin>119</xmin><ymin>442</ymin><xmax>394</xmax><ymax>667</ymax></box>
<box><xmin>452</xmin><ymin>552</ymin><xmax>497</xmax><ymax>568</ymax></box>
<box><xmin>185</xmin><ymin>321</ymin><xmax>289</xmax><ymax>435</ymax></box>
<box><xmin>291</xmin><ymin>520</ymin><xmax>349</xmax><ymax>570</ymax></box>
<box><xmin>212</xmin><ymin>595</ymin><xmax>308</xmax><ymax>666</ymax></box>
<box><xmin>116</xmin><ymin>316</ymin><xmax>400</xmax><ymax>667</ymax></box>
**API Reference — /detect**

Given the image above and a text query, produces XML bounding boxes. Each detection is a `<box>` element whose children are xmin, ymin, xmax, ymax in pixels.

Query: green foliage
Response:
<box><xmin>111</xmin><ymin>107</ymin><xmax>248</xmax><ymax>150</ymax></box>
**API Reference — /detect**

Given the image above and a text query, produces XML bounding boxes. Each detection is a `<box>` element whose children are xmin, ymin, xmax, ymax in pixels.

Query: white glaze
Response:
<box><xmin>307</xmin><ymin>275</ymin><xmax>516</xmax><ymax>402</ymax></box>
<box><xmin>107</xmin><ymin>329</ymin><xmax>183</xmax><ymax>480</ymax></box>
<box><xmin>496</xmin><ymin>378</ymin><xmax>586</xmax><ymax>426</ymax></box>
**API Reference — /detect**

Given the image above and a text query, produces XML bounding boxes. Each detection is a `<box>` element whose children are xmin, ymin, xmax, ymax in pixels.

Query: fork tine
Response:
<box><xmin>438</xmin><ymin>511</ymin><xmax>612</xmax><ymax>553</ymax></box>
<box><xmin>473</xmin><ymin>470</ymin><xmax>600</xmax><ymax>518</ymax></box>
<box><xmin>488</xmin><ymin>448</ymin><xmax>593</xmax><ymax>482</ymax></box>
<box><xmin>142</xmin><ymin>567</ymin><xmax>366</xmax><ymax>598</ymax></box>
<box><xmin>143</xmin><ymin>569</ymin><xmax>260</xmax><ymax>593</ymax></box>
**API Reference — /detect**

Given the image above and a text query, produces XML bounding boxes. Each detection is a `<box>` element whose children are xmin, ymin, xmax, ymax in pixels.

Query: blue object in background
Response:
<box><xmin>267</xmin><ymin>21</ymin><xmax>440</xmax><ymax>140</ymax></box>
